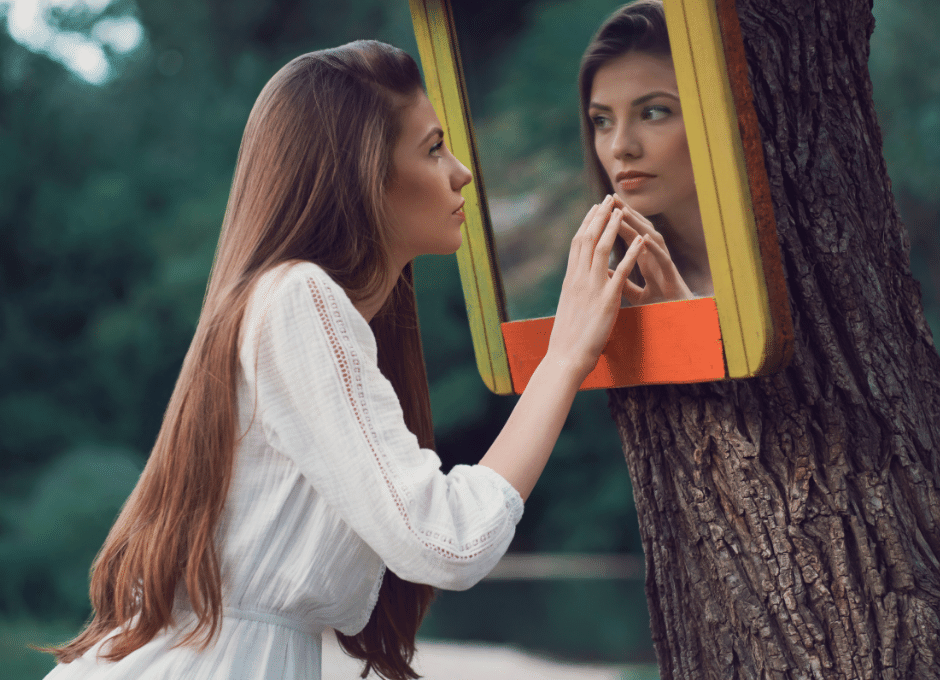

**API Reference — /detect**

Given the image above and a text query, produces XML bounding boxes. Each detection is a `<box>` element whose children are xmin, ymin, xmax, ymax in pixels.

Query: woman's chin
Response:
<box><xmin>434</xmin><ymin>234</ymin><xmax>463</xmax><ymax>257</ymax></box>
<box><xmin>619</xmin><ymin>199</ymin><xmax>658</xmax><ymax>219</ymax></box>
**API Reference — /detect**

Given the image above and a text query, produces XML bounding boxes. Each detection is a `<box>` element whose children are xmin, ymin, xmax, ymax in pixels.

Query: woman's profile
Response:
<box><xmin>38</xmin><ymin>40</ymin><xmax>642</xmax><ymax>680</ymax></box>
<box><xmin>580</xmin><ymin>0</ymin><xmax>713</xmax><ymax>304</ymax></box>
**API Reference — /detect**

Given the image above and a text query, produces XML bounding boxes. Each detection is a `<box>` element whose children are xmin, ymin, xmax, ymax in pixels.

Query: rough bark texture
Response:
<box><xmin>607</xmin><ymin>0</ymin><xmax>940</xmax><ymax>678</ymax></box>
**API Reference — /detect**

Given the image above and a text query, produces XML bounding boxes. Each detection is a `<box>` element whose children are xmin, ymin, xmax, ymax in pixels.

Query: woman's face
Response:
<box><xmin>385</xmin><ymin>91</ymin><xmax>473</xmax><ymax>267</ymax></box>
<box><xmin>588</xmin><ymin>51</ymin><xmax>697</xmax><ymax>221</ymax></box>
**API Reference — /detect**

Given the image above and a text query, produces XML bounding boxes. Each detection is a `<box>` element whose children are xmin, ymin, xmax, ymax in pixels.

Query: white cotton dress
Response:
<box><xmin>45</xmin><ymin>261</ymin><xmax>524</xmax><ymax>680</ymax></box>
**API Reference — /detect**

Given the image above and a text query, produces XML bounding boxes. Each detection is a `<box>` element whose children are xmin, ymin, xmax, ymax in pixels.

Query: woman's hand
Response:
<box><xmin>613</xmin><ymin>197</ymin><xmax>694</xmax><ymax>305</ymax></box>
<box><xmin>546</xmin><ymin>195</ymin><xmax>645</xmax><ymax>380</ymax></box>
<box><xmin>478</xmin><ymin>196</ymin><xmax>642</xmax><ymax>501</ymax></box>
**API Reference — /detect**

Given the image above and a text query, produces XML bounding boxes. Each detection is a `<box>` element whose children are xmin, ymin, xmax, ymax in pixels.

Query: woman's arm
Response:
<box><xmin>243</xmin><ymin>199</ymin><xmax>636</xmax><ymax>585</ymax></box>
<box><xmin>248</xmin><ymin>264</ymin><xmax>526</xmax><ymax>589</ymax></box>
<box><xmin>479</xmin><ymin>195</ymin><xmax>644</xmax><ymax>501</ymax></box>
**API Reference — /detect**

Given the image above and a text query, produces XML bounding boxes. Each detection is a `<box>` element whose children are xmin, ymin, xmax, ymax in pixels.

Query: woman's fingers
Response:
<box><xmin>550</xmin><ymin>196</ymin><xmax>638</xmax><ymax>378</ymax></box>
<box><xmin>621</xmin><ymin>280</ymin><xmax>647</xmax><ymax>306</ymax></box>
<box><xmin>579</xmin><ymin>195</ymin><xmax>615</xmax><ymax>270</ymax></box>
<box><xmin>614</xmin><ymin>236</ymin><xmax>647</xmax><ymax>305</ymax></box>
<box><xmin>619</xmin><ymin>198</ymin><xmax>653</xmax><ymax>228</ymax></box>
<box><xmin>611</xmin><ymin>235</ymin><xmax>643</xmax><ymax>286</ymax></box>
<box><xmin>637</xmin><ymin>235</ymin><xmax>694</xmax><ymax>300</ymax></box>
<box><xmin>594</xmin><ymin>206</ymin><xmax>624</xmax><ymax>270</ymax></box>
<box><xmin>639</xmin><ymin>235</ymin><xmax>676</xmax><ymax>273</ymax></box>
<box><xmin>617</xmin><ymin>220</ymin><xmax>640</xmax><ymax>243</ymax></box>
<box><xmin>567</xmin><ymin>201</ymin><xmax>602</xmax><ymax>278</ymax></box>
<box><xmin>620</xmin><ymin>202</ymin><xmax>667</xmax><ymax>251</ymax></box>
<box><xmin>574</xmin><ymin>201</ymin><xmax>601</xmax><ymax>240</ymax></box>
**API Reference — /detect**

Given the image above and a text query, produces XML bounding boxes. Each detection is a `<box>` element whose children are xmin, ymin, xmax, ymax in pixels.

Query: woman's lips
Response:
<box><xmin>617</xmin><ymin>172</ymin><xmax>655</xmax><ymax>191</ymax></box>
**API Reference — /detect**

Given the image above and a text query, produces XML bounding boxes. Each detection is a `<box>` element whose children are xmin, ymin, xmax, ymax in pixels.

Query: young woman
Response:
<box><xmin>579</xmin><ymin>0</ymin><xmax>714</xmax><ymax>304</ymax></box>
<box><xmin>41</xmin><ymin>41</ymin><xmax>643</xmax><ymax>680</ymax></box>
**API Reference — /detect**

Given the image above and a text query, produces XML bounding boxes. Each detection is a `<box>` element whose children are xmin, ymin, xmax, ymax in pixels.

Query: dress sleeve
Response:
<box><xmin>243</xmin><ymin>264</ymin><xmax>524</xmax><ymax>591</ymax></box>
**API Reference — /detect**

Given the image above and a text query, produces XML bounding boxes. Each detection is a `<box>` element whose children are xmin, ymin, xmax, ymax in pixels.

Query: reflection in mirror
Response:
<box><xmin>452</xmin><ymin>0</ymin><xmax>711</xmax><ymax>319</ymax></box>
<box><xmin>581</xmin><ymin>0</ymin><xmax>712</xmax><ymax>305</ymax></box>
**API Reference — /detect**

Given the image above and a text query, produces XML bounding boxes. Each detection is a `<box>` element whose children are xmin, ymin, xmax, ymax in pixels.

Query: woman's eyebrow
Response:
<box><xmin>631</xmin><ymin>91</ymin><xmax>680</xmax><ymax>106</ymax></box>
<box><xmin>419</xmin><ymin>127</ymin><xmax>444</xmax><ymax>146</ymax></box>
<box><xmin>589</xmin><ymin>91</ymin><xmax>680</xmax><ymax>112</ymax></box>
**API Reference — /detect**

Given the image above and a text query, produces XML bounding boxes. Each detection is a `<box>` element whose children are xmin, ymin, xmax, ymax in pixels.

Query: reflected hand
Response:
<box><xmin>612</xmin><ymin>196</ymin><xmax>694</xmax><ymax>305</ymax></box>
<box><xmin>548</xmin><ymin>196</ymin><xmax>644</xmax><ymax>380</ymax></box>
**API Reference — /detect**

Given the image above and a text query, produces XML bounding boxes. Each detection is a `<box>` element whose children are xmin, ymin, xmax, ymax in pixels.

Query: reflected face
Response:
<box><xmin>386</xmin><ymin>91</ymin><xmax>473</xmax><ymax>266</ymax></box>
<box><xmin>589</xmin><ymin>52</ymin><xmax>696</xmax><ymax>221</ymax></box>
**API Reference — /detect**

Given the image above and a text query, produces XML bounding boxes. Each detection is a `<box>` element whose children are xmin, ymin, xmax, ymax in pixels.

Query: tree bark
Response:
<box><xmin>607</xmin><ymin>0</ymin><xmax>940</xmax><ymax>678</ymax></box>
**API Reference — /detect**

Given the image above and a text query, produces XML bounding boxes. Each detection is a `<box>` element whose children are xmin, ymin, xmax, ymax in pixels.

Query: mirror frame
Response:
<box><xmin>409</xmin><ymin>0</ymin><xmax>793</xmax><ymax>395</ymax></box>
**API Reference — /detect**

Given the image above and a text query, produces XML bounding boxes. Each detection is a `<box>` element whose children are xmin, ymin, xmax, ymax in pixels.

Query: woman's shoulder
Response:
<box><xmin>244</xmin><ymin>260</ymin><xmax>374</xmax><ymax>356</ymax></box>
<box><xmin>250</xmin><ymin>261</ymin><xmax>354</xmax><ymax>316</ymax></box>
<box><xmin>259</xmin><ymin>260</ymin><xmax>340</xmax><ymax>294</ymax></box>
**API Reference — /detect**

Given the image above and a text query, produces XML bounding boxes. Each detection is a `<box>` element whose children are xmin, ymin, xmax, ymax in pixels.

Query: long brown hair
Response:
<box><xmin>578</xmin><ymin>0</ymin><xmax>671</xmax><ymax>200</ymax></box>
<box><xmin>46</xmin><ymin>41</ymin><xmax>436</xmax><ymax>680</ymax></box>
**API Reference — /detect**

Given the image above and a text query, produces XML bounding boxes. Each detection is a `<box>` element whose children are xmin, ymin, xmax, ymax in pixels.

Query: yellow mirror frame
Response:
<box><xmin>409</xmin><ymin>0</ymin><xmax>793</xmax><ymax>395</ymax></box>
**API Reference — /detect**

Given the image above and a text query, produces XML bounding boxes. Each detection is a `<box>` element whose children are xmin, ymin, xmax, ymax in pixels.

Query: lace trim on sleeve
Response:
<box><xmin>305</xmin><ymin>274</ymin><xmax>511</xmax><ymax>563</ymax></box>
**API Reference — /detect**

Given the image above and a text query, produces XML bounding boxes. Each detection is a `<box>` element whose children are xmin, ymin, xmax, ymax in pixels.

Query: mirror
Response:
<box><xmin>451</xmin><ymin>0</ymin><xmax>710</xmax><ymax>319</ymax></box>
<box><xmin>409</xmin><ymin>0</ymin><xmax>793</xmax><ymax>394</ymax></box>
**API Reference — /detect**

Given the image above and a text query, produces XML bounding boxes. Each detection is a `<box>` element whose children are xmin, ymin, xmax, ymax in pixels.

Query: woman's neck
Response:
<box><xmin>352</xmin><ymin>261</ymin><xmax>405</xmax><ymax>323</ymax></box>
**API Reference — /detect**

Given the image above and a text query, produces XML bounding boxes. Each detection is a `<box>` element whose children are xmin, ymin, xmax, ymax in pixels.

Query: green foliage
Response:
<box><xmin>419</xmin><ymin>579</ymin><xmax>654</xmax><ymax>663</ymax></box>
<box><xmin>0</xmin><ymin>617</ymin><xmax>75</xmax><ymax>680</ymax></box>
<box><xmin>456</xmin><ymin>0</ymin><xmax>615</xmax><ymax>160</ymax></box>
<box><xmin>0</xmin><ymin>446</ymin><xmax>141</xmax><ymax>620</ymax></box>
<box><xmin>870</xmin><ymin>0</ymin><xmax>940</xmax><ymax>339</ymax></box>
<box><xmin>870</xmin><ymin>1</ymin><xmax>940</xmax><ymax>201</ymax></box>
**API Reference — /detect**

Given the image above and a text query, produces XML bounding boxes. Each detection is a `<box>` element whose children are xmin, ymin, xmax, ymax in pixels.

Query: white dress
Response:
<box><xmin>46</xmin><ymin>261</ymin><xmax>524</xmax><ymax>679</ymax></box>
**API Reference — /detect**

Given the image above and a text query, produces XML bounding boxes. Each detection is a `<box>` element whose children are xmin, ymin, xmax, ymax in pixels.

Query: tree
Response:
<box><xmin>605</xmin><ymin>0</ymin><xmax>940</xmax><ymax>677</ymax></box>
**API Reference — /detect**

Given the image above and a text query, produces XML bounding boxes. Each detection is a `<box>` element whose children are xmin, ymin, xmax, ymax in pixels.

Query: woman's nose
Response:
<box><xmin>452</xmin><ymin>157</ymin><xmax>473</xmax><ymax>190</ymax></box>
<box><xmin>612</xmin><ymin>124</ymin><xmax>642</xmax><ymax>160</ymax></box>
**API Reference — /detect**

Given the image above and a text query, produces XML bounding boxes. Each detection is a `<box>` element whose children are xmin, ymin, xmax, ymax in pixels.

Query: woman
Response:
<box><xmin>40</xmin><ymin>41</ymin><xmax>643</xmax><ymax>680</ymax></box>
<box><xmin>579</xmin><ymin>0</ymin><xmax>713</xmax><ymax>304</ymax></box>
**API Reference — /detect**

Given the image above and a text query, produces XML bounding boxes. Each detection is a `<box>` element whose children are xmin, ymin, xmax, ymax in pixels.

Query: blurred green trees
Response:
<box><xmin>870</xmin><ymin>0</ymin><xmax>940</xmax><ymax>334</ymax></box>
<box><xmin>0</xmin><ymin>448</ymin><xmax>141</xmax><ymax>618</ymax></box>
<box><xmin>1</xmin><ymin>0</ymin><xmax>938</xmax><ymax>675</ymax></box>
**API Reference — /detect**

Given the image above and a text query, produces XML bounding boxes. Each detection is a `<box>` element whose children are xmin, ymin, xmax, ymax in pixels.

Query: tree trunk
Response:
<box><xmin>607</xmin><ymin>0</ymin><xmax>940</xmax><ymax>678</ymax></box>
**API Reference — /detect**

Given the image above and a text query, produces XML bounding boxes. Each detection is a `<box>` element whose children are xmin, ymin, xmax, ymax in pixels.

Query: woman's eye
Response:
<box><xmin>591</xmin><ymin>115</ymin><xmax>612</xmax><ymax>130</ymax></box>
<box><xmin>430</xmin><ymin>140</ymin><xmax>444</xmax><ymax>155</ymax></box>
<box><xmin>641</xmin><ymin>105</ymin><xmax>672</xmax><ymax>121</ymax></box>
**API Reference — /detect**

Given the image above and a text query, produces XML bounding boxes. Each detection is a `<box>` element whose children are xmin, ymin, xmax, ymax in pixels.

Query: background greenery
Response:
<box><xmin>1</xmin><ymin>0</ymin><xmax>937</xmax><ymax>677</ymax></box>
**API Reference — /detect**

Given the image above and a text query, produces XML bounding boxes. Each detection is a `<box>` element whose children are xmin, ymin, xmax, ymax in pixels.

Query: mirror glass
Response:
<box><xmin>451</xmin><ymin>0</ymin><xmax>712</xmax><ymax>320</ymax></box>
